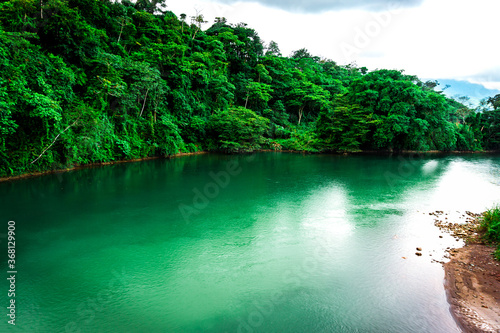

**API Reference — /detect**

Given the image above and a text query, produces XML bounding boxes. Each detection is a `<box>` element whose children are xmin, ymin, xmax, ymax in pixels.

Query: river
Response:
<box><xmin>1</xmin><ymin>153</ymin><xmax>500</xmax><ymax>332</ymax></box>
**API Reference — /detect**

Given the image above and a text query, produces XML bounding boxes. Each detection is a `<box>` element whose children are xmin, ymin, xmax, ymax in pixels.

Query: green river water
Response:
<box><xmin>2</xmin><ymin>153</ymin><xmax>500</xmax><ymax>333</ymax></box>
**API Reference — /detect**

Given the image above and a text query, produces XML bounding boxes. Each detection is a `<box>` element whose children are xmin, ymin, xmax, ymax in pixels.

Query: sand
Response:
<box><xmin>444</xmin><ymin>243</ymin><xmax>500</xmax><ymax>332</ymax></box>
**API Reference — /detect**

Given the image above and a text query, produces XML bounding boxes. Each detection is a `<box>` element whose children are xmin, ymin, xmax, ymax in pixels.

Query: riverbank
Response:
<box><xmin>2</xmin><ymin>149</ymin><xmax>500</xmax><ymax>183</ymax></box>
<box><xmin>0</xmin><ymin>151</ymin><xmax>208</xmax><ymax>182</ymax></box>
<box><xmin>444</xmin><ymin>245</ymin><xmax>500</xmax><ymax>332</ymax></box>
<box><xmin>434</xmin><ymin>211</ymin><xmax>500</xmax><ymax>332</ymax></box>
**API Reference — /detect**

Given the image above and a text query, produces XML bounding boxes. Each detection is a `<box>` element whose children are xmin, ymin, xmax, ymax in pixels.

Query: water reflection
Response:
<box><xmin>1</xmin><ymin>153</ymin><xmax>499</xmax><ymax>332</ymax></box>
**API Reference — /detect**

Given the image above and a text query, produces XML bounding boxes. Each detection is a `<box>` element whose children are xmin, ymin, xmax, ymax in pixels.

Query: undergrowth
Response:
<box><xmin>480</xmin><ymin>206</ymin><xmax>500</xmax><ymax>260</ymax></box>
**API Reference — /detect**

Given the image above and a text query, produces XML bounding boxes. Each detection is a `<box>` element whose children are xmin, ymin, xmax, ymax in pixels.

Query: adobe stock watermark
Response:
<box><xmin>178</xmin><ymin>155</ymin><xmax>256</xmax><ymax>223</ymax></box>
<box><xmin>339</xmin><ymin>1</ymin><xmax>402</xmax><ymax>61</ymax></box>
<box><xmin>236</xmin><ymin>237</ymin><xmax>334</xmax><ymax>333</ymax></box>
<box><xmin>64</xmin><ymin>268</ymin><xmax>130</xmax><ymax>333</ymax></box>
<box><xmin>384</xmin><ymin>153</ymin><xmax>425</xmax><ymax>189</ymax></box>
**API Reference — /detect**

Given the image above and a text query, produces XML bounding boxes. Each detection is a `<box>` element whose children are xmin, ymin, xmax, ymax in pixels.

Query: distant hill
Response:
<box><xmin>429</xmin><ymin>79</ymin><xmax>500</xmax><ymax>107</ymax></box>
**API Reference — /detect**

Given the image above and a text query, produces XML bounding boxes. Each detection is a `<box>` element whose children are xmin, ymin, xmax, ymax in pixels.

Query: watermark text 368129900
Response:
<box><xmin>6</xmin><ymin>221</ymin><xmax>17</xmax><ymax>326</ymax></box>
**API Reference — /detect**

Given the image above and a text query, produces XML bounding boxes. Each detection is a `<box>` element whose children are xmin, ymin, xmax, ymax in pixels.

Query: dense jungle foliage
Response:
<box><xmin>1</xmin><ymin>0</ymin><xmax>500</xmax><ymax>177</ymax></box>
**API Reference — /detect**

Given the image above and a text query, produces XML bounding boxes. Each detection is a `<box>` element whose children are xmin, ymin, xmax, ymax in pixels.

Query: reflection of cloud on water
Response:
<box><xmin>426</xmin><ymin>160</ymin><xmax>500</xmax><ymax>211</ymax></box>
<box><xmin>300</xmin><ymin>183</ymin><xmax>353</xmax><ymax>241</ymax></box>
<box><xmin>487</xmin><ymin>162</ymin><xmax>500</xmax><ymax>186</ymax></box>
<box><xmin>421</xmin><ymin>160</ymin><xmax>438</xmax><ymax>174</ymax></box>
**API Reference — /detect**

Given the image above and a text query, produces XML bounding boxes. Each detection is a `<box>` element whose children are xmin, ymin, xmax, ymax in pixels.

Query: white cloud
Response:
<box><xmin>166</xmin><ymin>0</ymin><xmax>500</xmax><ymax>93</ymax></box>
<box><xmin>212</xmin><ymin>0</ymin><xmax>424</xmax><ymax>13</ymax></box>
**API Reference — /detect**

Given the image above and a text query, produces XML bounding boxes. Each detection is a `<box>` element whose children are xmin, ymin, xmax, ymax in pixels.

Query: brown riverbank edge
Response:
<box><xmin>1</xmin><ymin>149</ymin><xmax>499</xmax><ymax>183</ymax></box>
<box><xmin>433</xmin><ymin>211</ymin><xmax>500</xmax><ymax>332</ymax></box>
<box><xmin>0</xmin><ymin>151</ymin><xmax>208</xmax><ymax>182</ymax></box>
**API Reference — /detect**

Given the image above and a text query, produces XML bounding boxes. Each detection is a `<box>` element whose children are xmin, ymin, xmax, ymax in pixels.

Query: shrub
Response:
<box><xmin>480</xmin><ymin>206</ymin><xmax>500</xmax><ymax>260</ymax></box>
<box><xmin>153</xmin><ymin>114</ymin><xmax>184</xmax><ymax>156</ymax></box>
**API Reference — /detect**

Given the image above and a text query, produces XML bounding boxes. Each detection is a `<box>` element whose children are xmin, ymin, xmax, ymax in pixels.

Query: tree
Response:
<box><xmin>265</xmin><ymin>41</ymin><xmax>281</xmax><ymax>56</ymax></box>
<box><xmin>285</xmin><ymin>81</ymin><xmax>330</xmax><ymax>125</ymax></box>
<box><xmin>244</xmin><ymin>81</ymin><xmax>273</xmax><ymax>110</ymax></box>
<box><xmin>316</xmin><ymin>101</ymin><xmax>373</xmax><ymax>151</ymax></box>
<box><xmin>134</xmin><ymin>0</ymin><xmax>167</xmax><ymax>14</ymax></box>
<box><xmin>180</xmin><ymin>13</ymin><xmax>186</xmax><ymax>34</ymax></box>
<box><xmin>207</xmin><ymin>107</ymin><xmax>270</xmax><ymax>152</ymax></box>
<box><xmin>291</xmin><ymin>48</ymin><xmax>318</xmax><ymax>61</ymax></box>
<box><xmin>190</xmin><ymin>12</ymin><xmax>207</xmax><ymax>40</ymax></box>
<box><xmin>342</xmin><ymin>69</ymin><xmax>461</xmax><ymax>151</ymax></box>
<box><xmin>420</xmin><ymin>80</ymin><xmax>439</xmax><ymax>91</ymax></box>
<box><xmin>488</xmin><ymin>94</ymin><xmax>500</xmax><ymax>110</ymax></box>
<box><xmin>480</xmin><ymin>109</ymin><xmax>500</xmax><ymax>150</ymax></box>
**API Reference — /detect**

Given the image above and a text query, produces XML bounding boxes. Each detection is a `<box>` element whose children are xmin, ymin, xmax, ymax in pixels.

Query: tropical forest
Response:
<box><xmin>1</xmin><ymin>0</ymin><xmax>500</xmax><ymax>178</ymax></box>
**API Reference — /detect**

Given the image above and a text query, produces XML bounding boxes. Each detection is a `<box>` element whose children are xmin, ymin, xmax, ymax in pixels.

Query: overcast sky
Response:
<box><xmin>166</xmin><ymin>0</ymin><xmax>500</xmax><ymax>92</ymax></box>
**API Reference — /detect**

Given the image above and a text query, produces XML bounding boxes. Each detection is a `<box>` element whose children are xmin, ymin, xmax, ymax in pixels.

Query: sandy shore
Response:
<box><xmin>444</xmin><ymin>244</ymin><xmax>500</xmax><ymax>332</ymax></box>
<box><xmin>434</xmin><ymin>211</ymin><xmax>500</xmax><ymax>332</ymax></box>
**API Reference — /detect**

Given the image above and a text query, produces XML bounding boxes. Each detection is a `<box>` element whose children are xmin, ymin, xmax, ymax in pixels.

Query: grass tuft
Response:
<box><xmin>480</xmin><ymin>206</ymin><xmax>500</xmax><ymax>260</ymax></box>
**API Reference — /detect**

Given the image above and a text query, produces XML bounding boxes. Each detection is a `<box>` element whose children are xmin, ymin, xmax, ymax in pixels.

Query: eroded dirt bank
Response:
<box><xmin>434</xmin><ymin>211</ymin><xmax>500</xmax><ymax>332</ymax></box>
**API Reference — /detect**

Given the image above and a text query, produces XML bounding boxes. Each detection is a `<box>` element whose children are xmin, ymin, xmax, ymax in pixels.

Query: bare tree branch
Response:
<box><xmin>31</xmin><ymin>118</ymin><xmax>79</xmax><ymax>165</ymax></box>
<box><xmin>139</xmin><ymin>88</ymin><xmax>150</xmax><ymax>117</ymax></box>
